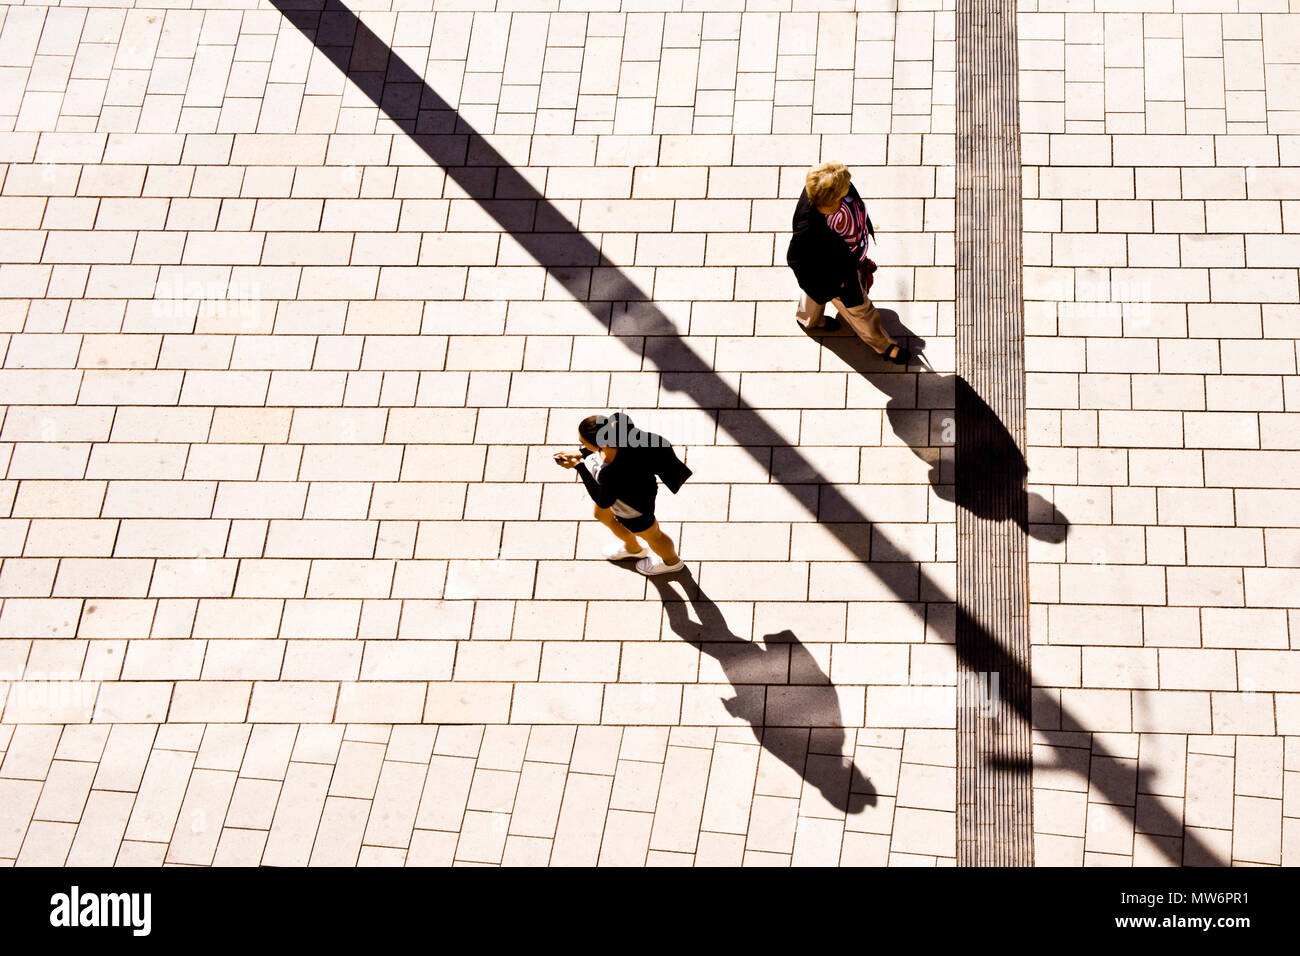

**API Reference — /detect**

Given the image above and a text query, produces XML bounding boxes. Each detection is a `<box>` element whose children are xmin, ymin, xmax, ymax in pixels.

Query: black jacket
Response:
<box><xmin>786</xmin><ymin>183</ymin><xmax>874</xmax><ymax>307</ymax></box>
<box><xmin>575</xmin><ymin>413</ymin><xmax>692</xmax><ymax>513</ymax></box>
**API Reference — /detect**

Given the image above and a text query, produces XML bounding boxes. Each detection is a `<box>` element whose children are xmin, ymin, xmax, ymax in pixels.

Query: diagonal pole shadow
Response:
<box><xmin>266</xmin><ymin>0</ymin><xmax>1215</xmax><ymax>866</ymax></box>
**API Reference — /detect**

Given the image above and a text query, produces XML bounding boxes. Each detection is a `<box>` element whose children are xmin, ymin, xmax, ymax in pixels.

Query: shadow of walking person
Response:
<box><xmin>804</xmin><ymin>309</ymin><xmax>1070</xmax><ymax>544</ymax></box>
<box><xmin>885</xmin><ymin>373</ymin><xmax>1070</xmax><ymax>544</ymax></box>
<box><xmin>646</xmin><ymin>568</ymin><xmax>876</xmax><ymax>814</ymax></box>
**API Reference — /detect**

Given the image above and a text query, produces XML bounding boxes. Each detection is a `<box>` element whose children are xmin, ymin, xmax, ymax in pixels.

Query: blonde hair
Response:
<box><xmin>806</xmin><ymin>162</ymin><xmax>851</xmax><ymax>207</ymax></box>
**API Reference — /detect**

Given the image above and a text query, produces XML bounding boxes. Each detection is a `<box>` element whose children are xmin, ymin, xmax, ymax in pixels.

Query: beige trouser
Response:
<box><xmin>796</xmin><ymin>275</ymin><xmax>897</xmax><ymax>354</ymax></box>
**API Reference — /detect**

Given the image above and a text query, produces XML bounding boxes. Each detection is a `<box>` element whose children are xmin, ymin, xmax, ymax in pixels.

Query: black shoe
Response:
<box><xmin>884</xmin><ymin>343</ymin><xmax>911</xmax><ymax>365</ymax></box>
<box><xmin>820</xmin><ymin>316</ymin><xmax>842</xmax><ymax>332</ymax></box>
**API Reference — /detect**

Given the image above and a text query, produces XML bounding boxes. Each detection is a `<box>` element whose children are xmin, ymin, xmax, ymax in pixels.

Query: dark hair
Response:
<box><xmin>579</xmin><ymin>415</ymin><xmax>608</xmax><ymax>447</ymax></box>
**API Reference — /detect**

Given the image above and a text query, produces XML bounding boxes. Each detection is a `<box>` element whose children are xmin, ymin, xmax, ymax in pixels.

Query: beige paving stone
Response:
<box><xmin>839</xmin><ymin>829</ymin><xmax>890</xmax><ymax>865</ymax></box>
<box><xmin>746</xmin><ymin>794</ymin><xmax>799</xmax><ymax>855</ymax></box>
<box><xmin>493</xmin><ymin>832</ymin><xmax>546</xmax><ymax>867</ymax></box>
<box><xmin>357</xmin><ymin>846</ymin><xmax>408</xmax><ymax>867</ymax></box>
<box><xmin>1084</xmin><ymin>801</ymin><xmax>1136</xmax><ymax>857</ymax></box>
<box><xmin>1236</xmin><ymin>737</ymin><xmax>1283</xmax><ymax>799</ymax></box>
<box><xmin>594</xmin><ymin>808</ymin><xmax>651</xmax><ymax>867</ymax></box>
<box><xmin>0</xmin><ymin>725</ymin><xmax>61</xmax><ymax>779</ymax></box>
<box><xmin>1212</xmin><ymin>693</ymin><xmax>1275</xmax><ymax>736</ymax></box>
<box><xmin>336</xmin><ymin>682</ymin><xmax>426</xmax><ymax>724</ymax></box>
<box><xmin>385</xmin><ymin>726</ymin><xmax>438</xmax><ymax>766</ymax></box>
<box><xmin>896</xmin><ymin>762</ymin><xmax>955</xmax><ymax>812</ymax></box>
<box><xmin>308</xmin><ymin>797</ymin><xmax>370</xmax><ymax>867</ymax></box>
<box><xmin>503</xmin><ymin>761</ymin><xmax>564</xmax><ymax>840</ymax></box>
<box><xmin>405</xmin><ymin>829</ymin><xmax>457</xmax><ymax>867</ymax></box>
<box><xmin>248</xmin><ymin>682</ymin><xmax>336</xmax><ymax>723</ymax></box>
<box><xmin>123</xmin><ymin>747</ymin><xmax>195</xmax><ymax>845</ymax></box>
<box><xmin>53</xmin><ymin>725</ymin><xmax>110</xmax><ymax>764</ymax></box>
<box><xmin>14</xmin><ymin>820</ymin><xmax>75</xmax><ymax>866</ymax></box>
<box><xmin>328</xmin><ymin>741</ymin><xmax>386</xmax><ymax>800</ymax></box>
<box><xmin>610</xmin><ymin>759</ymin><xmax>662</xmax><ymax>815</ymax></box>
<box><xmin>1137</xmin><ymin>734</ymin><xmax>1187</xmax><ymax>798</ymax></box>
<box><xmin>647</xmin><ymin>744</ymin><xmax>712</xmax><ymax>854</ymax></box>
<box><xmin>600</xmin><ymin>682</ymin><xmax>683</xmax><ymax>726</ymax></box>
<box><xmin>32</xmin><ymin>760</ymin><xmax>96</xmax><ymax>824</ymax></box>
<box><xmin>0</xmin><ymin>779</ymin><xmax>42</xmax><ymax>859</ymax></box>
<box><xmin>212</xmin><ymin>828</ymin><xmax>268</xmax><ymax>867</ymax></box>
<box><xmin>93</xmin><ymin>724</ymin><xmax>158</xmax><ymax>791</ymax></box>
<box><xmin>363</xmin><ymin>760</ymin><xmax>426</xmax><ymax>848</ymax></box>
<box><xmin>263</xmin><ymin>761</ymin><xmax>331</xmax><ymax>867</ymax></box>
<box><xmin>225</xmin><ymin>778</ymin><xmax>280</xmax><ymax>831</ymax></box>
<box><xmin>165</xmin><ymin>768</ymin><xmax>236</xmax><ymax>866</ymax></box>
<box><xmin>1036</xmin><ymin>787</ymin><xmax>1088</xmax><ymax>839</ymax></box>
<box><xmin>467</xmin><ymin>768</ymin><xmax>519</xmax><ymax>815</ymax></box>
<box><xmin>413</xmin><ymin>754</ymin><xmax>474</xmax><ymax>834</ymax></box>
<box><xmin>1232</xmin><ymin>795</ymin><xmax>1281</xmax><ymax>865</ymax></box>
<box><xmin>523</xmin><ymin>727</ymin><xmax>576</xmax><ymax>766</ymax></box>
<box><xmin>112</xmin><ymin>839</ymin><xmax>167</xmax><ymax>867</ymax></box>
<box><xmin>890</xmin><ymin>807</ymin><xmax>955</xmax><ymax>858</ymax></box>
<box><xmin>65</xmin><ymin>789</ymin><xmax>135</xmax><ymax>866</ymax></box>
<box><xmin>1284</xmin><ymin>818</ymin><xmax>1300</xmax><ymax>867</ymax></box>
<box><xmin>550</xmin><ymin>771</ymin><xmax>613</xmax><ymax>867</ymax></box>
<box><xmin>701</xmin><ymin>741</ymin><xmax>760</xmax><ymax>835</ymax></box>
<box><xmin>693</xmin><ymin>830</ymin><xmax>744</xmax><ymax>866</ymax></box>
<box><xmin>1185</xmin><ymin>753</ymin><xmax>1235</xmax><ymax>831</ymax></box>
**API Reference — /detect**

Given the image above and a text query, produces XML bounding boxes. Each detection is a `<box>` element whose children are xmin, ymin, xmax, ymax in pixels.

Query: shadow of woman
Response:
<box><xmin>805</xmin><ymin>310</ymin><xmax>1070</xmax><ymax>544</ymax></box>
<box><xmin>884</xmin><ymin>372</ymin><xmax>1070</xmax><ymax>543</ymax></box>
<box><xmin>645</xmin><ymin>568</ymin><xmax>876</xmax><ymax>814</ymax></box>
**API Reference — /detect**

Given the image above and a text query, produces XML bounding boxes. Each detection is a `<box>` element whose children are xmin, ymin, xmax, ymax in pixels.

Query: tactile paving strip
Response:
<box><xmin>955</xmin><ymin>0</ymin><xmax>1035</xmax><ymax>865</ymax></box>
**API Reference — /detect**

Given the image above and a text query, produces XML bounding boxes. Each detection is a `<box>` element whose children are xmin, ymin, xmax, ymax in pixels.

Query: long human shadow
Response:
<box><xmin>810</xmin><ymin>318</ymin><xmax>1071</xmax><ymax>544</ymax></box>
<box><xmin>266</xmin><ymin>0</ymin><xmax>1214</xmax><ymax>866</ymax></box>
<box><xmin>647</xmin><ymin>569</ymin><xmax>875</xmax><ymax>814</ymax></box>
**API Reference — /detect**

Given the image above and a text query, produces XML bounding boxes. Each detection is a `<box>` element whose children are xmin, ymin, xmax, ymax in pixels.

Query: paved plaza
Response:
<box><xmin>0</xmin><ymin>0</ymin><xmax>1298</xmax><ymax>866</ymax></box>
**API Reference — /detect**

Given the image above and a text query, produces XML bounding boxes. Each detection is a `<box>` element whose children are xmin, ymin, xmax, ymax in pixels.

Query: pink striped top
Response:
<box><xmin>826</xmin><ymin>194</ymin><xmax>870</xmax><ymax>263</ymax></box>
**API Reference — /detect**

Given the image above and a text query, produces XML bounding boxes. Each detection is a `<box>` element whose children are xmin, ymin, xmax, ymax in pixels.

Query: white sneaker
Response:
<box><xmin>604</xmin><ymin>542</ymin><xmax>646</xmax><ymax>561</ymax></box>
<box><xmin>636</xmin><ymin>555</ymin><xmax>685</xmax><ymax>576</ymax></box>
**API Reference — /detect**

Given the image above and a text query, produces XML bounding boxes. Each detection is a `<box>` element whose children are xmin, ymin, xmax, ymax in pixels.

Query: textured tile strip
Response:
<box><xmin>955</xmin><ymin>0</ymin><xmax>1034</xmax><ymax>864</ymax></box>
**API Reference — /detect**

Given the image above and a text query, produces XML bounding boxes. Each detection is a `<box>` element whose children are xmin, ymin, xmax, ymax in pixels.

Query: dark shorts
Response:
<box><xmin>614</xmin><ymin>512</ymin><xmax>656</xmax><ymax>534</ymax></box>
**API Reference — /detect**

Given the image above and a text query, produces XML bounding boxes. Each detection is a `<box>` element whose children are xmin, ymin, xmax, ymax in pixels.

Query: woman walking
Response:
<box><xmin>553</xmin><ymin>412</ymin><xmax>690</xmax><ymax>576</ymax></box>
<box><xmin>786</xmin><ymin>160</ymin><xmax>910</xmax><ymax>365</ymax></box>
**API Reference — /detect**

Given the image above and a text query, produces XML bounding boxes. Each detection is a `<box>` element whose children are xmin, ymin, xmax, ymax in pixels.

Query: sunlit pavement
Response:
<box><xmin>0</xmin><ymin>0</ymin><xmax>1296</xmax><ymax>866</ymax></box>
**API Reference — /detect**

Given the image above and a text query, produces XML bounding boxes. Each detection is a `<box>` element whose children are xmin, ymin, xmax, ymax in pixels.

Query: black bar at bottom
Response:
<box><xmin>0</xmin><ymin>865</ymin><xmax>1277</xmax><ymax>943</ymax></box>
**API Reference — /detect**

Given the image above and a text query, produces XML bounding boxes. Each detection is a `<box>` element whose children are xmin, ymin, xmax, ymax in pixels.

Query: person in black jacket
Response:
<box><xmin>787</xmin><ymin>161</ymin><xmax>909</xmax><ymax>365</ymax></box>
<box><xmin>553</xmin><ymin>412</ymin><xmax>691</xmax><ymax>576</ymax></box>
